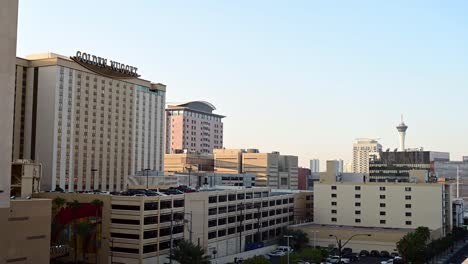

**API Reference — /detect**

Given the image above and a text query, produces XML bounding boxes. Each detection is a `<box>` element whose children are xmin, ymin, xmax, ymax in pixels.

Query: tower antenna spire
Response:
<box><xmin>396</xmin><ymin>115</ymin><xmax>408</xmax><ymax>151</ymax></box>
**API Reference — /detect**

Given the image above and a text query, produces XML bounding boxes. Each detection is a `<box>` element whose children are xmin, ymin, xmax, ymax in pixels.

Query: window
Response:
<box><xmin>218</xmin><ymin>229</ymin><xmax>226</xmax><ymax>237</ymax></box>
<box><xmin>331</xmin><ymin>186</ymin><xmax>337</xmax><ymax>190</ymax></box>
<box><xmin>355</xmin><ymin>202</ymin><xmax>361</xmax><ymax>207</ymax></box>
<box><xmin>380</xmin><ymin>220</ymin><xmax>386</xmax><ymax>224</ymax></box>
<box><xmin>380</xmin><ymin>195</ymin><xmax>386</xmax><ymax>199</ymax></box>
<box><xmin>355</xmin><ymin>219</ymin><xmax>361</xmax><ymax>223</ymax></box>
<box><xmin>355</xmin><ymin>194</ymin><xmax>361</xmax><ymax>199</ymax></box>
<box><xmin>331</xmin><ymin>218</ymin><xmax>337</xmax><ymax>222</ymax></box>
<box><xmin>405</xmin><ymin>221</ymin><xmax>412</xmax><ymax>225</ymax></box>
<box><xmin>405</xmin><ymin>187</ymin><xmax>412</xmax><ymax>192</ymax></box>
<box><xmin>405</xmin><ymin>195</ymin><xmax>411</xmax><ymax>200</ymax></box>
<box><xmin>208</xmin><ymin>231</ymin><xmax>217</xmax><ymax>239</ymax></box>
<box><xmin>209</xmin><ymin>196</ymin><xmax>218</xmax><ymax>203</ymax></box>
<box><xmin>355</xmin><ymin>186</ymin><xmax>361</xmax><ymax>191</ymax></box>
<box><xmin>208</xmin><ymin>208</ymin><xmax>217</xmax><ymax>215</ymax></box>
<box><xmin>380</xmin><ymin>203</ymin><xmax>386</xmax><ymax>208</ymax></box>
<box><xmin>405</xmin><ymin>212</ymin><xmax>412</xmax><ymax>217</ymax></box>
<box><xmin>380</xmin><ymin>211</ymin><xmax>386</xmax><ymax>216</ymax></box>
<box><xmin>379</xmin><ymin>187</ymin><xmax>386</xmax><ymax>191</ymax></box>
<box><xmin>355</xmin><ymin>210</ymin><xmax>361</xmax><ymax>215</ymax></box>
<box><xmin>331</xmin><ymin>193</ymin><xmax>337</xmax><ymax>198</ymax></box>
<box><xmin>331</xmin><ymin>210</ymin><xmax>337</xmax><ymax>214</ymax></box>
<box><xmin>331</xmin><ymin>201</ymin><xmax>337</xmax><ymax>206</ymax></box>
<box><xmin>208</xmin><ymin>219</ymin><xmax>217</xmax><ymax>227</ymax></box>
<box><xmin>405</xmin><ymin>204</ymin><xmax>412</xmax><ymax>208</ymax></box>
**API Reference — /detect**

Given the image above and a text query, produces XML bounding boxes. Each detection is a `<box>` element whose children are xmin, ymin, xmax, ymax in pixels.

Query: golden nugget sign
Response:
<box><xmin>70</xmin><ymin>51</ymin><xmax>140</xmax><ymax>79</ymax></box>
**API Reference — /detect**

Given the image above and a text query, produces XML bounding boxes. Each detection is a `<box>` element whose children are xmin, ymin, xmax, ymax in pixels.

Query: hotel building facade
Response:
<box><xmin>12</xmin><ymin>52</ymin><xmax>166</xmax><ymax>192</ymax></box>
<box><xmin>166</xmin><ymin>101</ymin><xmax>224</xmax><ymax>154</ymax></box>
<box><xmin>352</xmin><ymin>138</ymin><xmax>382</xmax><ymax>173</ymax></box>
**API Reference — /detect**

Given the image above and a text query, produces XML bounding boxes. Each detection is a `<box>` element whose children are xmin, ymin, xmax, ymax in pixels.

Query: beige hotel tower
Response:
<box><xmin>12</xmin><ymin>52</ymin><xmax>166</xmax><ymax>192</ymax></box>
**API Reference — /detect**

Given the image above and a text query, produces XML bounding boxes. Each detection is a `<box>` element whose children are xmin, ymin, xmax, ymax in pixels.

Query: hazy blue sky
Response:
<box><xmin>17</xmin><ymin>0</ymin><xmax>468</xmax><ymax>167</ymax></box>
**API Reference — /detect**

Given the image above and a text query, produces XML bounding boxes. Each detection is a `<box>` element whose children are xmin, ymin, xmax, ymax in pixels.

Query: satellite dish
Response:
<box><xmin>394</xmin><ymin>148</ymin><xmax>398</xmax><ymax>152</ymax></box>
<box><xmin>386</xmin><ymin>148</ymin><xmax>390</xmax><ymax>152</ymax></box>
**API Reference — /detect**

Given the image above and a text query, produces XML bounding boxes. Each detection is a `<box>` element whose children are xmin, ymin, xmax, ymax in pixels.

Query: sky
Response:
<box><xmin>17</xmin><ymin>0</ymin><xmax>468</xmax><ymax>168</ymax></box>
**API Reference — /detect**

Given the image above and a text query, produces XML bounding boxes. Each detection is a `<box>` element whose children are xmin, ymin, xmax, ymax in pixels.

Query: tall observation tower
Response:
<box><xmin>396</xmin><ymin>115</ymin><xmax>408</xmax><ymax>151</ymax></box>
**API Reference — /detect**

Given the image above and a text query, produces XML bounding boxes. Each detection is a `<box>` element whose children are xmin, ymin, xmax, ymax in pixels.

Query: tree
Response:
<box><xmin>243</xmin><ymin>256</ymin><xmax>270</xmax><ymax>264</ymax></box>
<box><xmin>66</xmin><ymin>200</ymin><xmax>81</xmax><ymax>263</ymax></box>
<box><xmin>91</xmin><ymin>199</ymin><xmax>104</xmax><ymax>263</ymax></box>
<box><xmin>52</xmin><ymin>197</ymin><xmax>66</xmax><ymax>213</ymax></box>
<box><xmin>397</xmin><ymin>226</ymin><xmax>430</xmax><ymax>264</ymax></box>
<box><xmin>75</xmin><ymin>222</ymin><xmax>94</xmax><ymax>262</ymax></box>
<box><xmin>279</xmin><ymin>229</ymin><xmax>310</xmax><ymax>250</ymax></box>
<box><xmin>279</xmin><ymin>253</ymin><xmax>301</xmax><ymax>264</ymax></box>
<box><xmin>170</xmin><ymin>240</ymin><xmax>210</xmax><ymax>264</ymax></box>
<box><xmin>300</xmin><ymin>248</ymin><xmax>325</xmax><ymax>263</ymax></box>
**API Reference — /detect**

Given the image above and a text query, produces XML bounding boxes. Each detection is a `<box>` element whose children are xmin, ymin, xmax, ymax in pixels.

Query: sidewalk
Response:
<box><xmin>430</xmin><ymin>240</ymin><xmax>468</xmax><ymax>264</ymax></box>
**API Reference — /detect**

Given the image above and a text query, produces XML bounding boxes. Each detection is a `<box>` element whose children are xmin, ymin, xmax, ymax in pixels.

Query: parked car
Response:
<box><xmin>342</xmin><ymin>248</ymin><xmax>353</xmax><ymax>255</ymax></box>
<box><xmin>370</xmin><ymin>250</ymin><xmax>380</xmax><ymax>257</ymax></box>
<box><xmin>390</xmin><ymin>252</ymin><xmax>400</xmax><ymax>258</ymax></box>
<box><xmin>343</xmin><ymin>253</ymin><xmax>359</xmax><ymax>262</ymax></box>
<box><xmin>298</xmin><ymin>260</ymin><xmax>311</xmax><ymax>264</ymax></box>
<box><xmin>327</xmin><ymin>256</ymin><xmax>350</xmax><ymax>264</ymax></box>
<box><xmin>380</xmin><ymin>259</ymin><xmax>393</xmax><ymax>264</ymax></box>
<box><xmin>380</xmin><ymin>251</ymin><xmax>390</xmax><ymax>258</ymax></box>
<box><xmin>359</xmin><ymin>250</ymin><xmax>370</xmax><ymax>257</ymax></box>
<box><xmin>276</xmin><ymin>246</ymin><xmax>294</xmax><ymax>253</ymax></box>
<box><xmin>268</xmin><ymin>250</ymin><xmax>286</xmax><ymax>257</ymax></box>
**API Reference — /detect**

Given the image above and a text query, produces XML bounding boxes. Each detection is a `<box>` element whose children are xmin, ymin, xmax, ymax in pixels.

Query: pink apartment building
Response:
<box><xmin>166</xmin><ymin>101</ymin><xmax>225</xmax><ymax>154</ymax></box>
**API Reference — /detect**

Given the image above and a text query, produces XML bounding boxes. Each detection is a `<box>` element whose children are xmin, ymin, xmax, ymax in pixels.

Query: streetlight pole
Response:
<box><xmin>329</xmin><ymin>234</ymin><xmax>371</xmax><ymax>261</ymax></box>
<box><xmin>312</xmin><ymin>231</ymin><xmax>319</xmax><ymax>248</ymax></box>
<box><xmin>284</xmin><ymin>235</ymin><xmax>293</xmax><ymax>264</ymax></box>
<box><xmin>144</xmin><ymin>168</ymin><xmax>151</xmax><ymax>190</ymax></box>
<box><xmin>91</xmin><ymin>168</ymin><xmax>98</xmax><ymax>191</ymax></box>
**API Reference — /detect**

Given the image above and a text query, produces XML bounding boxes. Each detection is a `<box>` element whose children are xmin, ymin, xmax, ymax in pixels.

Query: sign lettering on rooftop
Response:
<box><xmin>70</xmin><ymin>51</ymin><xmax>140</xmax><ymax>79</ymax></box>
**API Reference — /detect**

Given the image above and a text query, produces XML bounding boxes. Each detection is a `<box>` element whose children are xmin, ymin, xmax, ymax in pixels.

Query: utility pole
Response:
<box><xmin>329</xmin><ymin>234</ymin><xmax>371</xmax><ymax>262</ymax></box>
<box><xmin>284</xmin><ymin>235</ymin><xmax>293</xmax><ymax>264</ymax></box>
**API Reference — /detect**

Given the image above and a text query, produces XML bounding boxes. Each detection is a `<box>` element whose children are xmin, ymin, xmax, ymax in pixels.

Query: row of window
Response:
<box><xmin>331</xmin><ymin>201</ymin><xmax>413</xmax><ymax>208</ymax></box>
<box><xmin>330</xmin><ymin>218</ymin><xmax>412</xmax><ymax>225</ymax></box>
<box><xmin>331</xmin><ymin>186</ymin><xmax>412</xmax><ymax>191</ymax></box>
<box><xmin>331</xmin><ymin>193</ymin><xmax>412</xmax><ymax>200</ymax></box>
<box><xmin>208</xmin><ymin>193</ymin><xmax>293</xmax><ymax>203</ymax></box>
<box><xmin>331</xmin><ymin>210</ymin><xmax>412</xmax><ymax>217</ymax></box>
<box><xmin>207</xmin><ymin>216</ymin><xmax>294</xmax><ymax>239</ymax></box>
<box><xmin>208</xmin><ymin>205</ymin><xmax>294</xmax><ymax>216</ymax></box>
<box><xmin>111</xmin><ymin>239</ymin><xmax>180</xmax><ymax>254</ymax></box>
<box><xmin>111</xmin><ymin>200</ymin><xmax>184</xmax><ymax>211</ymax></box>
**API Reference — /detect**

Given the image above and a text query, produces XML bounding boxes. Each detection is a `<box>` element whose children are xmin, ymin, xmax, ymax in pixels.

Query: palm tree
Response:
<box><xmin>170</xmin><ymin>240</ymin><xmax>210</xmax><ymax>264</ymax></box>
<box><xmin>51</xmin><ymin>197</ymin><xmax>67</xmax><ymax>244</ymax></box>
<box><xmin>76</xmin><ymin>221</ymin><xmax>94</xmax><ymax>262</ymax></box>
<box><xmin>91</xmin><ymin>199</ymin><xmax>104</xmax><ymax>263</ymax></box>
<box><xmin>52</xmin><ymin>197</ymin><xmax>66</xmax><ymax>214</ymax></box>
<box><xmin>67</xmin><ymin>200</ymin><xmax>81</xmax><ymax>263</ymax></box>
